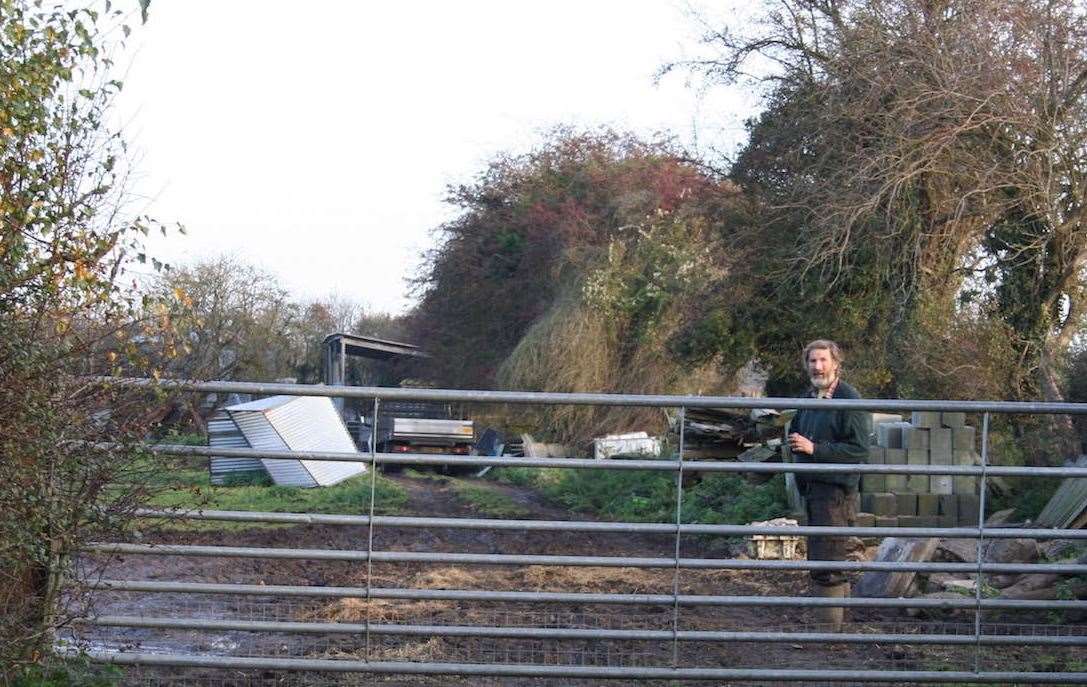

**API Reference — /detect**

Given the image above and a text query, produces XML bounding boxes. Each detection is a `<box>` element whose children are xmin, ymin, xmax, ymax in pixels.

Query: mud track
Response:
<box><xmin>71</xmin><ymin>474</ymin><xmax>1085</xmax><ymax>686</ymax></box>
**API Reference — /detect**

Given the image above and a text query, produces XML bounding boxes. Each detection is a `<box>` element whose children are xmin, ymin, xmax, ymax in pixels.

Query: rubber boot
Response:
<box><xmin>813</xmin><ymin>582</ymin><xmax>849</xmax><ymax>632</ymax></box>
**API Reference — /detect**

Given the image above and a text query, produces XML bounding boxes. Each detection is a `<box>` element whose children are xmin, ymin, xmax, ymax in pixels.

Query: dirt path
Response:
<box><xmin>71</xmin><ymin>474</ymin><xmax>1084</xmax><ymax>685</ymax></box>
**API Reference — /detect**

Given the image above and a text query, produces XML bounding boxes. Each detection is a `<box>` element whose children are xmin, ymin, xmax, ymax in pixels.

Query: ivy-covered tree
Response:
<box><xmin>673</xmin><ymin>0</ymin><xmax>1087</xmax><ymax>430</ymax></box>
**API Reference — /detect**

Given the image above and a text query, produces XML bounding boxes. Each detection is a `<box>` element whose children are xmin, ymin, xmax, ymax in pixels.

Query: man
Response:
<box><xmin>787</xmin><ymin>339</ymin><xmax>871</xmax><ymax>631</ymax></box>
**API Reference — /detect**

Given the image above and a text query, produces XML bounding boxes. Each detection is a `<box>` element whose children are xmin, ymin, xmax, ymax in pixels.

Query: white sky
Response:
<box><xmin>118</xmin><ymin>1</ymin><xmax>759</xmax><ymax>315</ymax></box>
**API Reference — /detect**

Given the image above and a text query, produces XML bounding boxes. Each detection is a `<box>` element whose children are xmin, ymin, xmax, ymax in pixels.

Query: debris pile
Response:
<box><xmin>673</xmin><ymin>407</ymin><xmax>791</xmax><ymax>460</ymax></box>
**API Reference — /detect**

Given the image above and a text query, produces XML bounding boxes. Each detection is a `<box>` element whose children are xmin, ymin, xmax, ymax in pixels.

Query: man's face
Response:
<box><xmin>807</xmin><ymin>348</ymin><xmax>839</xmax><ymax>390</ymax></box>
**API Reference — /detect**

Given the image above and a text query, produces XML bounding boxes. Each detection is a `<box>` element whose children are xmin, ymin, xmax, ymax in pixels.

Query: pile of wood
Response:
<box><xmin>672</xmin><ymin>407</ymin><xmax>791</xmax><ymax>460</ymax></box>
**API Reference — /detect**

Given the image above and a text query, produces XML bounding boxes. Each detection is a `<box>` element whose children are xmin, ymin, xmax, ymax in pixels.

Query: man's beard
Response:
<box><xmin>810</xmin><ymin>373</ymin><xmax>836</xmax><ymax>390</ymax></box>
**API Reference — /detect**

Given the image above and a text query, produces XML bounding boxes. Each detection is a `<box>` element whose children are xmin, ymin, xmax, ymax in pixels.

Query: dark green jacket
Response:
<box><xmin>790</xmin><ymin>380</ymin><xmax>871</xmax><ymax>491</ymax></box>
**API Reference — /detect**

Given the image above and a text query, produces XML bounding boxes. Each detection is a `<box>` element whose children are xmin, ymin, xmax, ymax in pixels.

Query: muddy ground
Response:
<box><xmin>70</xmin><ymin>474</ymin><xmax>1086</xmax><ymax>686</ymax></box>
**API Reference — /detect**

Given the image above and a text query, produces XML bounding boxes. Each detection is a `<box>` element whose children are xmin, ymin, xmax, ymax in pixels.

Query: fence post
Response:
<box><xmin>365</xmin><ymin>397</ymin><xmax>380</xmax><ymax>661</ymax></box>
<box><xmin>671</xmin><ymin>406</ymin><xmax>687</xmax><ymax>668</ymax></box>
<box><xmin>973</xmin><ymin>411</ymin><xmax>990</xmax><ymax>673</ymax></box>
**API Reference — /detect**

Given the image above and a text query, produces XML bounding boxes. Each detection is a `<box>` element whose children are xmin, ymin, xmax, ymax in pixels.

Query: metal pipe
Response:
<box><xmin>85</xmin><ymin>580</ymin><xmax>1087</xmax><ymax>610</ymax></box>
<box><xmin>132</xmin><ymin>508</ymin><xmax>1087</xmax><ymax>540</ymax></box>
<box><xmin>82</xmin><ymin>651</ymin><xmax>1087</xmax><ymax>683</ymax></box>
<box><xmin>974</xmin><ymin>412</ymin><xmax>991</xmax><ymax>672</ymax></box>
<box><xmin>81</xmin><ymin>615</ymin><xmax>1087</xmax><ymax>646</ymax></box>
<box><xmin>142</xmin><ymin>443</ymin><xmax>1087</xmax><ymax>478</ymax></box>
<box><xmin>81</xmin><ymin>543</ymin><xmax>1087</xmax><ymax>575</ymax></box>
<box><xmin>99</xmin><ymin>376</ymin><xmax>1087</xmax><ymax>414</ymax></box>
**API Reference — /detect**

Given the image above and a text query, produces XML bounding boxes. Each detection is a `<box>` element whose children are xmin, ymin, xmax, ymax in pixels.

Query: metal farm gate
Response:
<box><xmin>71</xmin><ymin>379</ymin><xmax>1087</xmax><ymax>685</ymax></box>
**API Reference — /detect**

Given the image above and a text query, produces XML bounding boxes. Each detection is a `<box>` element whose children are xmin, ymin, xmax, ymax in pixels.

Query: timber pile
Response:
<box><xmin>673</xmin><ymin>407</ymin><xmax>790</xmax><ymax>460</ymax></box>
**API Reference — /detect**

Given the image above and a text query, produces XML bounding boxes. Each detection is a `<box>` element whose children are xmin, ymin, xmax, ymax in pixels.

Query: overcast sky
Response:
<box><xmin>118</xmin><ymin>1</ymin><xmax>758</xmax><ymax>314</ymax></box>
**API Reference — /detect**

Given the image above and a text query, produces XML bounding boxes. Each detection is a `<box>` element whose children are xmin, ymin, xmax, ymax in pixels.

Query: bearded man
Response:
<box><xmin>787</xmin><ymin>339</ymin><xmax>871</xmax><ymax>631</ymax></box>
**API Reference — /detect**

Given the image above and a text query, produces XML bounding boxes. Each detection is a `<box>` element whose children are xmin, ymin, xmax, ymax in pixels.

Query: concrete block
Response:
<box><xmin>904</xmin><ymin>427</ymin><xmax>930</xmax><ymax>450</ymax></box>
<box><xmin>906</xmin><ymin>449</ymin><xmax>929</xmax><ymax>492</ymax></box>
<box><xmin>952</xmin><ymin>449</ymin><xmax>977</xmax><ymax>494</ymax></box>
<box><xmin>905</xmin><ymin>515</ymin><xmax>940</xmax><ymax>528</ymax></box>
<box><xmin>862</xmin><ymin>492</ymin><xmax>897</xmax><ymax>516</ymax></box>
<box><xmin>958</xmin><ymin>495</ymin><xmax>981</xmax><ymax>524</ymax></box>
<box><xmin>884</xmin><ymin>448</ymin><xmax>907</xmax><ymax>491</ymax></box>
<box><xmin>896</xmin><ymin>493</ymin><xmax>918</xmax><ymax>516</ymax></box>
<box><xmin>938</xmin><ymin>512</ymin><xmax>956</xmax><ymax>528</ymax></box>
<box><xmin>874</xmin><ymin>516</ymin><xmax>898</xmax><ymax>528</ymax></box>
<box><xmin>941</xmin><ymin>412</ymin><xmax>967</xmax><ymax>428</ymax></box>
<box><xmin>854</xmin><ymin>512</ymin><xmax>876</xmax><ymax>527</ymax></box>
<box><xmin>928</xmin><ymin>446</ymin><xmax>953</xmax><ymax>494</ymax></box>
<box><xmin>931</xmin><ymin>475</ymin><xmax>954</xmax><ymax>495</ymax></box>
<box><xmin>939</xmin><ymin>494</ymin><xmax>958</xmax><ymax>520</ymax></box>
<box><xmin>952</xmin><ymin>426</ymin><xmax>976</xmax><ymax>452</ymax></box>
<box><xmin>861</xmin><ymin>473</ymin><xmax>887</xmax><ymax>493</ymax></box>
<box><xmin>917</xmin><ymin>494</ymin><xmax>940</xmax><ymax>516</ymax></box>
<box><xmin>929</xmin><ymin>428</ymin><xmax>952</xmax><ymax>455</ymax></box>
<box><xmin>877</xmin><ymin>421</ymin><xmax>910</xmax><ymax>449</ymax></box>
<box><xmin>953</xmin><ymin>449</ymin><xmax>976</xmax><ymax>465</ymax></box>
<box><xmin>897</xmin><ymin>515</ymin><xmax>922</xmax><ymax>528</ymax></box>
<box><xmin>953</xmin><ymin>476</ymin><xmax>977</xmax><ymax>495</ymax></box>
<box><xmin>912</xmin><ymin>411</ymin><xmax>941</xmax><ymax>428</ymax></box>
<box><xmin>867</xmin><ymin>446</ymin><xmax>886</xmax><ymax>464</ymax></box>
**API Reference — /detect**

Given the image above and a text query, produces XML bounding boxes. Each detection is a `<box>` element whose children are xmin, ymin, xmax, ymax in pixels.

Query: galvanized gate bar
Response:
<box><xmin>82</xmin><ymin>651</ymin><xmax>1087</xmax><ymax>683</ymax></box>
<box><xmin>86</xmin><ymin>378</ymin><xmax>1087</xmax><ymax>683</ymax></box>
<box><xmin>132</xmin><ymin>508</ymin><xmax>1087</xmax><ymax>540</ymax></box>
<box><xmin>100</xmin><ymin>376</ymin><xmax>1087</xmax><ymax>414</ymax></box>
<box><xmin>81</xmin><ymin>615</ymin><xmax>1087</xmax><ymax>646</ymax></box>
<box><xmin>144</xmin><ymin>443</ymin><xmax>1087</xmax><ymax>477</ymax></box>
<box><xmin>82</xmin><ymin>542</ymin><xmax>1087</xmax><ymax>575</ymax></box>
<box><xmin>87</xmin><ymin>580</ymin><xmax>1087</xmax><ymax>610</ymax></box>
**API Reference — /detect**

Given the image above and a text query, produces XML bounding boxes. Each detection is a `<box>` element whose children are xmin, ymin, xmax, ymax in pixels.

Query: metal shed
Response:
<box><xmin>209</xmin><ymin>395</ymin><xmax>365</xmax><ymax>487</ymax></box>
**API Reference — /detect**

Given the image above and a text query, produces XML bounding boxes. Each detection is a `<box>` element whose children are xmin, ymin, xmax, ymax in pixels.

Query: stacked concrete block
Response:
<box><xmin>884</xmin><ymin>448</ymin><xmax>907</xmax><ymax>491</ymax></box>
<box><xmin>858</xmin><ymin>411</ymin><xmax>981</xmax><ymax>527</ymax></box>
<box><xmin>906</xmin><ymin>448</ymin><xmax>929</xmax><ymax>492</ymax></box>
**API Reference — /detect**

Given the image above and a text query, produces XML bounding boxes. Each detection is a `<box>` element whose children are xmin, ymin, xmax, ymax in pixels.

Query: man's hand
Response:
<box><xmin>787</xmin><ymin>432</ymin><xmax>814</xmax><ymax>455</ymax></box>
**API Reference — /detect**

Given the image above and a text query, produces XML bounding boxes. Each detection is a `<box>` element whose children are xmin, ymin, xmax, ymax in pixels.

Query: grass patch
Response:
<box><xmin>489</xmin><ymin>466</ymin><xmax>789</xmax><ymax>524</ymax></box>
<box><xmin>404</xmin><ymin>469</ymin><xmax>532</xmax><ymax>518</ymax></box>
<box><xmin>144</xmin><ymin>464</ymin><xmax>408</xmax><ymax>531</ymax></box>
<box><xmin>449</xmin><ymin>480</ymin><xmax>531</xmax><ymax>519</ymax></box>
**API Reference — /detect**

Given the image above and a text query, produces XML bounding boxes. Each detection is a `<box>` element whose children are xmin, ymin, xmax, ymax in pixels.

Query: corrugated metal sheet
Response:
<box><xmin>1035</xmin><ymin>455</ymin><xmax>1087</xmax><ymax>528</ymax></box>
<box><xmin>229</xmin><ymin>407</ymin><xmax>318</xmax><ymax>488</ymax></box>
<box><xmin>206</xmin><ymin>395</ymin><xmax>365</xmax><ymax>488</ymax></box>
<box><xmin>208</xmin><ymin>412</ymin><xmax>263</xmax><ymax>485</ymax></box>
<box><xmin>265</xmin><ymin>395</ymin><xmax>365</xmax><ymax>486</ymax></box>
